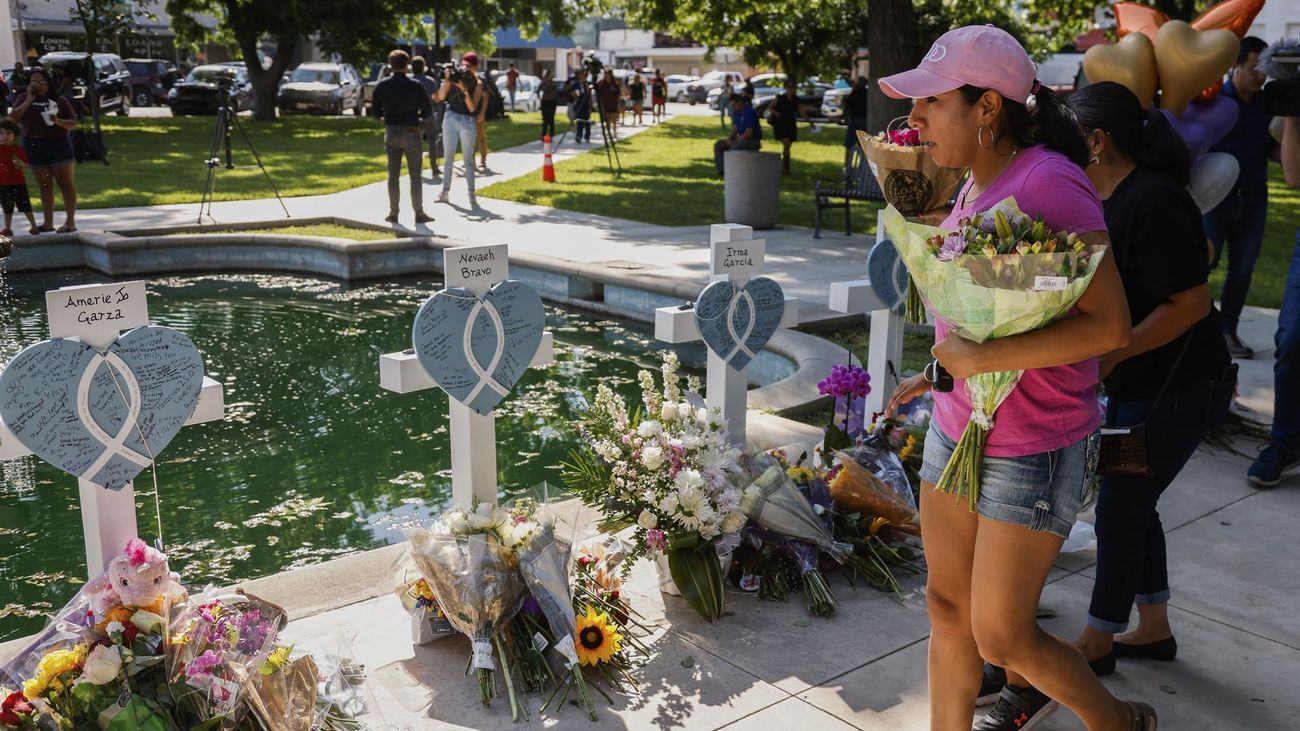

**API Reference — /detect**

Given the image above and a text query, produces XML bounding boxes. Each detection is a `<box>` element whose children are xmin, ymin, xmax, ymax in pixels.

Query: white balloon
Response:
<box><xmin>1188</xmin><ymin>152</ymin><xmax>1240</xmax><ymax>214</ymax></box>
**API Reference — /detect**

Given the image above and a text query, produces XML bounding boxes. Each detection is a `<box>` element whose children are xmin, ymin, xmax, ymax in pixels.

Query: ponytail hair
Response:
<box><xmin>1068</xmin><ymin>81</ymin><xmax>1192</xmax><ymax>186</ymax></box>
<box><xmin>960</xmin><ymin>83</ymin><xmax>1090</xmax><ymax>168</ymax></box>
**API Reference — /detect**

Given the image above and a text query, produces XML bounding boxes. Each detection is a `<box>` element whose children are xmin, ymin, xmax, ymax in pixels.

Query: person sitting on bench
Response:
<box><xmin>714</xmin><ymin>94</ymin><xmax>762</xmax><ymax>176</ymax></box>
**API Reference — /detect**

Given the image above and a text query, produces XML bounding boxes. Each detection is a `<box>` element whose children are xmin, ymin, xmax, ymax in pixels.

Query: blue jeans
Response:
<box><xmin>1204</xmin><ymin>190</ymin><xmax>1268</xmax><ymax>335</ymax></box>
<box><xmin>441</xmin><ymin>111</ymin><xmax>477</xmax><ymax>193</ymax></box>
<box><xmin>575</xmin><ymin>117</ymin><xmax>591</xmax><ymax>142</ymax></box>
<box><xmin>1272</xmin><ymin>231</ymin><xmax>1300</xmax><ymax>449</ymax></box>
<box><xmin>1087</xmin><ymin>385</ymin><xmax>1213</xmax><ymax>632</ymax></box>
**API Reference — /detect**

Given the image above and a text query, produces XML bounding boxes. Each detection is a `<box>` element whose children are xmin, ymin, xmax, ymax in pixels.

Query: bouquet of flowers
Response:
<box><xmin>561</xmin><ymin>353</ymin><xmax>747</xmax><ymax>623</ymax></box>
<box><xmin>167</xmin><ymin>593</ymin><xmax>282</xmax><ymax>724</ymax></box>
<box><xmin>883</xmin><ymin>198</ymin><xmax>1107</xmax><ymax>509</ymax></box>
<box><xmin>857</xmin><ymin>121</ymin><xmax>965</xmax><ymax>217</ymax></box>
<box><xmin>243</xmin><ymin>643</ymin><xmax>368</xmax><ymax>731</ymax></box>
<box><xmin>391</xmin><ymin>555</ymin><xmax>456</xmax><ymax>646</ymax></box>
<box><xmin>406</xmin><ymin>503</ymin><xmax>531</xmax><ymax>718</ymax></box>
<box><xmin>818</xmin><ymin>363</ymin><xmax>871</xmax><ymax>451</ymax></box>
<box><xmin>562</xmin><ymin>538</ymin><xmax>650</xmax><ymax>697</ymax></box>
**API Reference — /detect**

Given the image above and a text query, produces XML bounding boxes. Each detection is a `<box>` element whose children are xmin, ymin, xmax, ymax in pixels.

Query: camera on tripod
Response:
<box><xmin>580</xmin><ymin>52</ymin><xmax>603</xmax><ymax>78</ymax></box>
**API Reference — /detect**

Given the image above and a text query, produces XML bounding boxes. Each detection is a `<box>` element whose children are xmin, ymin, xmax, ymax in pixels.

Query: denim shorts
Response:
<box><xmin>919</xmin><ymin>424</ymin><xmax>1099</xmax><ymax>539</ymax></box>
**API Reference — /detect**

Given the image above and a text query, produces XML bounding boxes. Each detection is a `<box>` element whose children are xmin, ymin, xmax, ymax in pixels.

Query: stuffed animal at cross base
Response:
<box><xmin>83</xmin><ymin>538</ymin><xmax>188</xmax><ymax>631</ymax></box>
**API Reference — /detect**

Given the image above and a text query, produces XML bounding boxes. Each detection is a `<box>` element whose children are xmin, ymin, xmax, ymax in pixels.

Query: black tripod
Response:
<box><xmin>596</xmin><ymin>108</ymin><xmax>623</xmax><ymax>177</ymax></box>
<box><xmin>198</xmin><ymin>88</ymin><xmax>289</xmax><ymax>224</ymax></box>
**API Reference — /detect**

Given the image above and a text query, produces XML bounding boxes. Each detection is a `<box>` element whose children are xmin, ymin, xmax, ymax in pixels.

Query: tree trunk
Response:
<box><xmin>241</xmin><ymin>34</ymin><xmax>296</xmax><ymax>121</ymax></box>
<box><xmin>866</xmin><ymin>0</ymin><xmax>920</xmax><ymax>133</ymax></box>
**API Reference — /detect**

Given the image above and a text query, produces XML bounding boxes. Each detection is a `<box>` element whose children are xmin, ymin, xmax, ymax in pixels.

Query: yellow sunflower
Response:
<box><xmin>574</xmin><ymin>606</ymin><xmax>622</xmax><ymax>667</ymax></box>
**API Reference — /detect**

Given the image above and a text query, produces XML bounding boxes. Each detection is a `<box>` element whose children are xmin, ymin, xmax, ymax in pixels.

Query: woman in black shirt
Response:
<box><xmin>1069</xmin><ymin>81</ymin><xmax>1232</xmax><ymax>670</ymax></box>
<box><xmin>768</xmin><ymin>79</ymin><xmax>799</xmax><ymax>175</ymax></box>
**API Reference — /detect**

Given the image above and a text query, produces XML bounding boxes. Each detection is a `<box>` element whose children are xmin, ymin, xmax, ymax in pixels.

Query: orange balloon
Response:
<box><xmin>1192</xmin><ymin>0</ymin><xmax>1266</xmax><ymax>38</ymax></box>
<box><xmin>1197</xmin><ymin>78</ymin><xmax>1225</xmax><ymax>103</ymax></box>
<box><xmin>1115</xmin><ymin>2</ymin><xmax>1169</xmax><ymax>42</ymax></box>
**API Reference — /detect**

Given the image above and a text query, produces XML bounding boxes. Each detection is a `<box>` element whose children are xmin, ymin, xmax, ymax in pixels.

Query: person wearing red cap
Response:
<box><xmin>878</xmin><ymin>25</ymin><xmax>1158</xmax><ymax>731</ymax></box>
<box><xmin>433</xmin><ymin>52</ymin><xmax>486</xmax><ymax>207</ymax></box>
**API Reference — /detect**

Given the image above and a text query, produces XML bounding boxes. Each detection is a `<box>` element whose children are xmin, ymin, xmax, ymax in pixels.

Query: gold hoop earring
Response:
<box><xmin>977</xmin><ymin>125</ymin><xmax>993</xmax><ymax>150</ymax></box>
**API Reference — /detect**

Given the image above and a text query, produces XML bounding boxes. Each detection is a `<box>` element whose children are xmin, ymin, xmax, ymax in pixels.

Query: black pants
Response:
<box><xmin>541</xmin><ymin>100</ymin><xmax>558</xmax><ymax>139</ymax></box>
<box><xmin>1087</xmin><ymin>384</ymin><xmax>1214</xmax><ymax>632</ymax></box>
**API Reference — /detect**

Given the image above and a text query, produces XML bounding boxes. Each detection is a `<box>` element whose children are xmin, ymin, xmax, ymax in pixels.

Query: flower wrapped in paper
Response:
<box><xmin>858</xmin><ymin>125</ymin><xmax>965</xmax><ymax>218</ymax></box>
<box><xmin>882</xmin><ymin>198</ymin><xmax>1108</xmax><ymax>509</ymax></box>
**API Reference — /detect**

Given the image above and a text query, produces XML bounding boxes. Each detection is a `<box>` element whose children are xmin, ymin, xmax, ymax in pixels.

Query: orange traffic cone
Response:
<box><xmin>542</xmin><ymin>135</ymin><xmax>557</xmax><ymax>182</ymax></box>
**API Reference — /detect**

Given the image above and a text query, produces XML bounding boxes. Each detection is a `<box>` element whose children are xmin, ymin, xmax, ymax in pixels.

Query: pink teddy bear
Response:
<box><xmin>85</xmin><ymin>538</ymin><xmax>187</xmax><ymax>624</ymax></box>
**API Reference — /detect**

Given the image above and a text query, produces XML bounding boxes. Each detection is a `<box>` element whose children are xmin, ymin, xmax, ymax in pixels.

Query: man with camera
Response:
<box><xmin>433</xmin><ymin>52</ymin><xmax>486</xmax><ymax>208</ymax></box>
<box><xmin>410</xmin><ymin>56</ymin><xmax>442</xmax><ymax>182</ymax></box>
<box><xmin>373</xmin><ymin>49</ymin><xmax>433</xmax><ymax>224</ymax></box>
<box><xmin>1249</xmin><ymin>43</ymin><xmax>1300</xmax><ymax>487</ymax></box>
<box><xmin>1205</xmin><ymin>37</ymin><xmax>1274</xmax><ymax>360</ymax></box>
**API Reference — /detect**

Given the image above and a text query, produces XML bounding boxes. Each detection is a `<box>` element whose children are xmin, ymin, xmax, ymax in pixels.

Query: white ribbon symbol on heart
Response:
<box><xmin>724</xmin><ymin>288</ymin><xmax>759</xmax><ymax>364</ymax></box>
<box><xmin>76</xmin><ymin>351</ymin><xmax>154</xmax><ymax>480</ymax></box>
<box><xmin>461</xmin><ymin>297</ymin><xmax>511</xmax><ymax>404</ymax></box>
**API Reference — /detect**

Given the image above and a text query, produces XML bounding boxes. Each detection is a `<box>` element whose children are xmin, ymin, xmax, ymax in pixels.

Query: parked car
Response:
<box><xmin>665</xmin><ymin>74</ymin><xmax>697</xmax><ymax>102</ymax></box>
<box><xmin>1038</xmin><ymin>51</ymin><xmax>1086</xmax><ymax>93</ymax></box>
<box><xmin>124</xmin><ymin>58</ymin><xmax>177</xmax><ymax>107</ymax></box>
<box><xmin>361</xmin><ymin>63</ymin><xmax>392</xmax><ymax>113</ymax></box>
<box><xmin>277</xmin><ymin>62</ymin><xmax>364</xmax><ymax>116</ymax></box>
<box><xmin>754</xmin><ymin>80</ymin><xmax>832</xmax><ymax>121</ymax></box>
<box><xmin>496</xmin><ymin>73</ymin><xmax>541</xmax><ymax>113</ymax></box>
<box><xmin>168</xmin><ymin>63</ymin><xmax>255</xmax><ymax>115</ymax></box>
<box><xmin>685</xmin><ymin>70</ymin><xmax>744</xmax><ymax>104</ymax></box>
<box><xmin>38</xmin><ymin>51</ymin><xmax>132</xmax><ymax>116</ymax></box>
<box><xmin>707</xmin><ymin>72</ymin><xmax>787</xmax><ymax>110</ymax></box>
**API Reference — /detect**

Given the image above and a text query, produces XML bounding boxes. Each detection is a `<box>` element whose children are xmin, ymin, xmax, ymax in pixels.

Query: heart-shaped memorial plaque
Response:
<box><xmin>0</xmin><ymin>326</ymin><xmax>205</xmax><ymax>490</ymax></box>
<box><xmin>694</xmin><ymin>277</ymin><xmax>784</xmax><ymax>371</ymax></box>
<box><xmin>412</xmin><ymin>280</ymin><xmax>545</xmax><ymax>416</ymax></box>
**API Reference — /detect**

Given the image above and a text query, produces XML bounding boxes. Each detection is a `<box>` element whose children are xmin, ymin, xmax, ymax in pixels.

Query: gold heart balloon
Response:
<box><xmin>1155</xmin><ymin>21</ymin><xmax>1240</xmax><ymax>117</ymax></box>
<box><xmin>1083</xmin><ymin>32</ymin><xmax>1158</xmax><ymax>109</ymax></box>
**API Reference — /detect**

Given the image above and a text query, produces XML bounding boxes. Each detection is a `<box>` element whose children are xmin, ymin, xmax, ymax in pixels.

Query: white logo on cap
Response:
<box><xmin>925</xmin><ymin>43</ymin><xmax>947</xmax><ymax>63</ymax></box>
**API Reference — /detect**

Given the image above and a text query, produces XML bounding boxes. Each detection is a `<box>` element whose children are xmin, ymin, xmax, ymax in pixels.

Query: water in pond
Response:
<box><xmin>0</xmin><ymin>271</ymin><xmax>704</xmax><ymax>642</ymax></box>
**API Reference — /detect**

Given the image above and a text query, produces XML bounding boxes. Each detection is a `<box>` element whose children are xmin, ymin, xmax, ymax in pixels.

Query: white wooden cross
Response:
<box><xmin>378</xmin><ymin>245</ymin><xmax>554</xmax><ymax>508</ymax></box>
<box><xmin>654</xmin><ymin>224</ymin><xmax>799</xmax><ymax>447</ymax></box>
<box><xmin>828</xmin><ymin>208</ymin><xmax>907</xmax><ymax>421</ymax></box>
<box><xmin>0</xmin><ymin>281</ymin><xmax>226</xmax><ymax>577</ymax></box>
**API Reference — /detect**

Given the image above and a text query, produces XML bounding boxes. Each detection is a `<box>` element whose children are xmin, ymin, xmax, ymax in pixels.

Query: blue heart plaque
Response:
<box><xmin>0</xmin><ymin>326</ymin><xmax>205</xmax><ymax>490</ymax></box>
<box><xmin>411</xmin><ymin>280</ymin><xmax>545</xmax><ymax>416</ymax></box>
<box><xmin>694</xmin><ymin>277</ymin><xmax>784</xmax><ymax>370</ymax></box>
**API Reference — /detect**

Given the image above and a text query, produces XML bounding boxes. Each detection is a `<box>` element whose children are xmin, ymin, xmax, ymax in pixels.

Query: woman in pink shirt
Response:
<box><xmin>879</xmin><ymin>26</ymin><xmax>1156</xmax><ymax>731</ymax></box>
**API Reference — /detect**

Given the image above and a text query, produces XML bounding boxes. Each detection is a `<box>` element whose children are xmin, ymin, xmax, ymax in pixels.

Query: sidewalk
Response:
<box><xmin>69</xmin><ymin>113</ymin><xmax>877</xmax><ymax>309</ymax></box>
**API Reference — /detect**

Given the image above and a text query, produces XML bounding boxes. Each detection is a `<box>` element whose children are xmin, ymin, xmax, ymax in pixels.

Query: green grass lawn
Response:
<box><xmin>73</xmin><ymin>112</ymin><xmax>543</xmax><ymax>210</ymax></box>
<box><xmin>481</xmin><ymin>115</ymin><xmax>881</xmax><ymax>235</ymax></box>
<box><xmin>173</xmin><ymin>223</ymin><xmax>396</xmax><ymax>241</ymax></box>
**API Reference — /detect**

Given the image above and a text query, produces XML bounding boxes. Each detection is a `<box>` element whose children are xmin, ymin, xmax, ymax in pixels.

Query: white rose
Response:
<box><xmin>660</xmin><ymin>402</ymin><xmax>679</xmax><ymax>422</ymax></box>
<box><xmin>446</xmin><ymin>510</ymin><xmax>471</xmax><ymax>534</ymax></box>
<box><xmin>681</xmin><ymin>434</ymin><xmax>702</xmax><ymax>450</ymax></box>
<box><xmin>637</xmin><ymin>510</ymin><xmax>658</xmax><ymax>530</ymax></box>
<box><xmin>637</xmin><ymin>420</ymin><xmax>662</xmax><ymax>438</ymax></box>
<box><xmin>641</xmin><ymin>446</ymin><xmax>665</xmax><ymax>470</ymax></box>
<box><xmin>75</xmin><ymin>644</ymin><xmax>123</xmax><ymax>687</ymax></box>
<box><xmin>674</xmin><ymin>468</ymin><xmax>703</xmax><ymax>491</ymax></box>
<box><xmin>696</xmin><ymin>407</ymin><xmax>709</xmax><ymax>423</ymax></box>
<box><xmin>721</xmin><ymin>511</ymin><xmax>747</xmax><ymax>534</ymax></box>
<box><xmin>130</xmin><ymin>610</ymin><xmax>165</xmax><ymax>635</ymax></box>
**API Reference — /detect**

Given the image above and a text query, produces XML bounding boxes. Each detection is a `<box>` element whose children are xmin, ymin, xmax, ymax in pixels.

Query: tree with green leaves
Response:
<box><xmin>631</xmin><ymin>0</ymin><xmax>864</xmax><ymax>81</ymax></box>
<box><xmin>168</xmin><ymin>0</ymin><xmax>588</xmax><ymax>121</ymax></box>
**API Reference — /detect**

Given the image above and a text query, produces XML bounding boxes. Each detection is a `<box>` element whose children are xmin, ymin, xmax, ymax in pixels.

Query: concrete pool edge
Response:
<box><xmin>2</xmin><ymin>221</ymin><xmax>860</xmax><ymax>418</ymax></box>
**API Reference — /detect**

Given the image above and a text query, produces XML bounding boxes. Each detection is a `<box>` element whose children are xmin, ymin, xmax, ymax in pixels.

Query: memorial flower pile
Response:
<box><xmin>0</xmin><ymin>541</ymin><xmax>366</xmax><ymax>731</ymax></box>
<box><xmin>562</xmin><ymin>352</ymin><xmax>747</xmax><ymax>622</ymax></box>
<box><xmin>884</xmin><ymin>198</ymin><xmax>1107</xmax><ymax>509</ymax></box>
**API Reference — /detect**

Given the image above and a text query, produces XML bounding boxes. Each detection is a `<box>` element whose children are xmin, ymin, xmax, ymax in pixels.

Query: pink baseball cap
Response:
<box><xmin>879</xmin><ymin>25</ymin><xmax>1038</xmax><ymax>103</ymax></box>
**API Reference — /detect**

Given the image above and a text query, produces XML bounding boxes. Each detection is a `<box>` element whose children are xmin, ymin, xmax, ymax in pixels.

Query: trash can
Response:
<box><xmin>724</xmin><ymin>150</ymin><xmax>781</xmax><ymax>230</ymax></box>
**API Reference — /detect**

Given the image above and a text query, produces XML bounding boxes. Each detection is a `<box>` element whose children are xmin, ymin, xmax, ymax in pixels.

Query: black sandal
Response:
<box><xmin>1114</xmin><ymin>636</ymin><xmax>1177</xmax><ymax>662</ymax></box>
<box><xmin>38</xmin><ymin>224</ymin><xmax>54</xmax><ymax>232</ymax></box>
<box><xmin>56</xmin><ymin>225</ymin><xmax>77</xmax><ymax>233</ymax></box>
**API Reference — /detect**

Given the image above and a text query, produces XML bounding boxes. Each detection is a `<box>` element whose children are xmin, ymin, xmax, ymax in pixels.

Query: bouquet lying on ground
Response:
<box><xmin>1</xmin><ymin>539</ymin><xmax>367</xmax><ymax>731</ymax></box>
<box><xmin>562</xmin><ymin>352</ymin><xmax>747</xmax><ymax>622</ymax></box>
<box><xmin>883</xmin><ymin>198</ymin><xmax>1107</xmax><ymax>509</ymax></box>
<box><xmin>736</xmin><ymin>448</ymin><xmax>923</xmax><ymax>615</ymax></box>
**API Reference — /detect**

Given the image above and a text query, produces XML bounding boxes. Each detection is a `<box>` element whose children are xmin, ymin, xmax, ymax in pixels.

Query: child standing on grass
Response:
<box><xmin>0</xmin><ymin>118</ymin><xmax>38</xmax><ymax>236</ymax></box>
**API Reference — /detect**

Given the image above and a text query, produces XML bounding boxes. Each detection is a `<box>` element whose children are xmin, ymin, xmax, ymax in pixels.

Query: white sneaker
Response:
<box><xmin>436</xmin><ymin>191</ymin><xmax>449</xmax><ymax>204</ymax></box>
